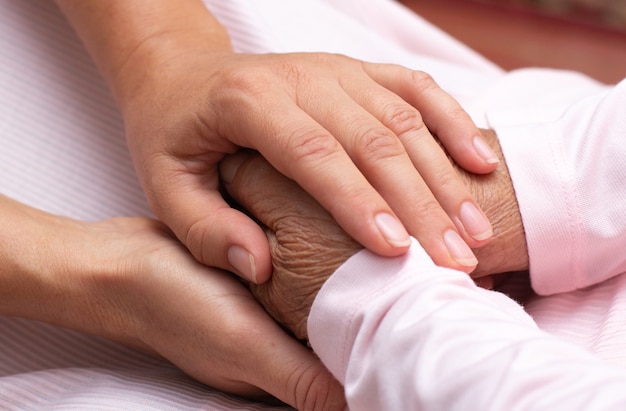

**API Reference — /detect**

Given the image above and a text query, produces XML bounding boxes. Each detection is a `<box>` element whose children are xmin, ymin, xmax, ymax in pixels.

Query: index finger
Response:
<box><xmin>235</xmin><ymin>97</ymin><xmax>412</xmax><ymax>258</ymax></box>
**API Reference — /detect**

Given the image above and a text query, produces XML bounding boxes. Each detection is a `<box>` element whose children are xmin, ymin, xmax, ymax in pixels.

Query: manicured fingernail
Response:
<box><xmin>228</xmin><ymin>245</ymin><xmax>257</xmax><ymax>283</ymax></box>
<box><xmin>473</xmin><ymin>135</ymin><xmax>499</xmax><ymax>165</ymax></box>
<box><xmin>375</xmin><ymin>213</ymin><xmax>411</xmax><ymax>247</ymax></box>
<box><xmin>460</xmin><ymin>201</ymin><xmax>493</xmax><ymax>241</ymax></box>
<box><xmin>443</xmin><ymin>229</ymin><xmax>478</xmax><ymax>267</ymax></box>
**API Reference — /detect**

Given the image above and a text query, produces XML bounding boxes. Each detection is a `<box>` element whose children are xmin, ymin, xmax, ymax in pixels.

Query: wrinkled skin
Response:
<box><xmin>55</xmin><ymin>0</ymin><xmax>498</xmax><ymax>282</ymax></box>
<box><xmin>221</xmin><ymin>152</ymin><xmax>363</xmax><ymax>340</ymax></box>
<box><xmin>221</xmin><ymin>129</ymin><xmax>528</xmax><ymax>340</ymax></box>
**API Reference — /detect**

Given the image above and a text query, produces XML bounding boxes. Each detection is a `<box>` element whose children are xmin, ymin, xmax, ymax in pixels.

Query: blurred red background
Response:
<box><xmin>398</xmin><ymin>0</ymin><xmax>626</xmax><ymax>84</ymax></box>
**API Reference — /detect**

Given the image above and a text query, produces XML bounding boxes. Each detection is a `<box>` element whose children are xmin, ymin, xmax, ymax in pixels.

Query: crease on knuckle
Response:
<box><xmin>217</xmin><ymin>65</ymin><xmax>269</xmax><ymax>99</ymax></box>
<box><xmin>443</xmin><ymin>105</ymin><xmax>469</xmax><ymax>123</ymax></box>
<box><xmin>183</xmin><ymin>216</ymin><xmax>213</xmax><ymax>263</ymax></box>
<box><xmin>291</xmin><ymin>363</ymin><xmax>338</xmax><ymax>411</ymax></box>
<box><xmin>355</xmin><ymin>128</ymin><xmax>404</xmax><ymax>164</ymax></box>
<box><xmin>434</xmin><ymin>169</ymin><xmax>461</xmax><ymax>194</ymax></box>
<box><xmin>273</xmin><ymin>59</ymin><xmax>309</xmax><ymax>88</ymax></box>
<box><xmin>411</xmin><ymin>195</ymin><xmax>447</xmax><ymax>221</ymax></box>
<box><xmin>287</xmin><ymin>128</ymin><xmax>340</xmax><ymax>164</ymax></box>
<box><xmin>408</xmin><ymin>70</ymin><xmax>438</xmax><ymax>93</ymax></box>
<box><xmin>381</xmin><ymin>103</ymin><xmax>426</xmax><ymax>136</ymax></box>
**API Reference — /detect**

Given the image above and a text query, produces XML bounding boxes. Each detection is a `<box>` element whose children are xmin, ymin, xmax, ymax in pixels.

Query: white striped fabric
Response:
<box><xmin>0</xmin><ymin>1</ymin><xmax>289</xmax><ymax>409</ymax></box>
<box><xmin>7</xmin><ymin>0</ymin><xmax>612</xmax><ymax>410</ymax></box>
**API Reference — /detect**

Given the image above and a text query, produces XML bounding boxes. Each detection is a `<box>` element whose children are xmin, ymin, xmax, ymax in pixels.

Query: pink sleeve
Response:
<box><xmin>308</xmin><ymin>239</ymin><xmax>626</xmax><ymax>411</ymax></box>
<box><xmin>487</xmin><ymin>71</ymin><xmax>626</xmax><ymax>295</ymax></box>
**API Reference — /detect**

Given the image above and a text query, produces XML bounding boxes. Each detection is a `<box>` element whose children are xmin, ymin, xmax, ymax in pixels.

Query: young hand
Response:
<box><xmin>0</xmin><ymin>197</ymin><xmax>345</xmax><ymax>410</ymax></box>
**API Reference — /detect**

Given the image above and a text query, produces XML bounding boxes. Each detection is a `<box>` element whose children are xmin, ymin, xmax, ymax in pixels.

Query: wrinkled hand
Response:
<box><xmin>220</xmin><ymin>129</ymin><xmax>528</xmax><ymax>339</ymax></box>
<box><xmin>121</xmin><ymin>49</ymin><xmax>498</xmax><ymax>284</ymax></box>
<box><xmin>449</xmin><ymin>130</ymin><xmax>528</xmax><ymax>282</ymax></box>
<box><xmin>221</xmin><ymin>151</ymin><xmax>362</xmax><ymax>340</ymax></box>
<box><xmin>0</xmin><ymin>199</ymin><xmax>345</xmax><ymax>410</ymax></box>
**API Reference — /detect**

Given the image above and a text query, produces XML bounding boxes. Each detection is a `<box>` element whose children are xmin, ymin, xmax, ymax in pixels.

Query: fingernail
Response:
<box><xmin>473</xmin><ymin>135</ymin><xmax>499</xmax><ymax>165</ymax></box>
<box><xmin>460</xmin><ymin>201</ymin><xmax>493</xmax><ymax>241</ymax></box>
<box><xmin>220</xmin><ymin>154</ymin><xmax>247</xmax><ymax>184</ymax></box>
<box><xmin>374</xmin><ymin>213</ymin><xmax>411</xmax><ymax>247</ymax></box>
<box><xmin>443</xmin><ymin>229</ymin><xmax>477</xmax><ymax>267</ymax></box>
<box><xmin>228</xmin><ymin>245</ymin><xmax>257</xmax><ymax>283</ymax></box>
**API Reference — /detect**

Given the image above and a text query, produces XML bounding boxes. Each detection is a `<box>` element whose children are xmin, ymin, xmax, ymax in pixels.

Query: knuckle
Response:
<box><xmin>183</xmin><ymin>216</ymin><xmax>214</xmax><ymax>264</ymax></box>
<box><xmin>413</xmin><ymin>197</ymin><xmax>446</xmax><ymax>220</ymax></box>
<box><xmin>273</xmin><ymin>59</ymin><xmax>308</xmax><ymax>86</ymax></box>
<box><xmin>381</xmin><ymin>103</ymin><xmax>425</xmax><ymax>136</ymax></box>
<box><xmin>292</xmin><ymin>364</ymin><xmax>345</xmax><ymax>411</ymax></box>
<box><xmin>444</xmin><ymin>105</ymin><xmax>469</xmax><ymax>121</ymax></box>
<box><xmin>435</xmin><ymin>169</ymin><xmax>461</xmax><ymax>193</ymax></box>
<box><xmin>217</xmin><ymin>65</ymin><xmax>269</xmax><ymax>98</ymax></box>
<box><xmin>355</xmin><ymin>128</ymin><xmax>404</xmax><ymax>164</ymax></box>
<box><xmin>408</xmin><ymin>69</ymin><xmax>438</xmax><ymax>92</ymax></box>
<box><xmin>286</xmin><ymin>128</ymin><xmax>341</xmax><ymax>164</ymax></box>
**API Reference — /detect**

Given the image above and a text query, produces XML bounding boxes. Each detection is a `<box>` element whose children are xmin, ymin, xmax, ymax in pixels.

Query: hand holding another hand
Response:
<box><xmin>220</xmin><ymin>151</ymin><xmax>363</xmax><ymax>340</ymax></box>
<box><xmin>220</xmin><ymin>129</ymin><xmax>528</xmax><ymax>340</ymax></box>
<box><xmin>0</xmin><ymin>197</ymin><xmax>345</xmax><ymax>410</ymax></box>
<box><xmin>120</xmin><ymin>47</ymin><xmax>498</xmax><ymax>281</ymax></box>
<box><xmin>58</xmin><ymin>0</ymin><xmax>499</xmax><ymax>284</ymax></box>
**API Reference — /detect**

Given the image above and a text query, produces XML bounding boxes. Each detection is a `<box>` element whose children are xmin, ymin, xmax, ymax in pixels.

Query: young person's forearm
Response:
<box><xmin>0</xmin><ymin>195</ymin><xmax>77</xmax><ymax>317</ymax></box>
<box><xmin>0</xmin><ymin>196</ymin><xmax>149</xmax><ymax>349</ymax></box>
<box><xmin>55</xmin><ymin>0</ymin><xmax>232</xmax><ymax>105</ymax></box>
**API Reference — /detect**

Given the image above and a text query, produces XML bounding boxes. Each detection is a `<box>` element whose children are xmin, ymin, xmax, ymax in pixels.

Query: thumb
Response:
<box><xmin>246</xmin><ymin>332</ymin><xmax>347</xmax><ymax>411</ymax></box>
<box><xmin>280</xmin><ymin>352</ymin><xmax>347</xmax><ymax>411</ymax></box>
<box><xmin>147</xmin><ymin>165</ymin><xmax>273</xmax><ymax>284</ymax></box>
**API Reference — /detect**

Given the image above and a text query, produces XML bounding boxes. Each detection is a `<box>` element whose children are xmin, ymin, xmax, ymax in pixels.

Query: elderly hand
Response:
<box><xmin>447</xmin><ymin>130</ymin><xmax>528</xmax><ymax>282</ymax></box>
<box><xmin>220</xmin><ymin>151</ymin><xmax>363</xmax><ymax>340</ymax></box>
<box><xmin>220</xmin><ymin>129</ymin><xmax>528</xmax><ymax>339</ymax></box>
<box><xmin>57</xmin><ymin>0</ymin><xmax>497</xmax><ymax>284</ymax></box>
<box><xmin>0</xmin><ymin>196</ymin><xmax>345</xmax><ymax>411</ymax></box>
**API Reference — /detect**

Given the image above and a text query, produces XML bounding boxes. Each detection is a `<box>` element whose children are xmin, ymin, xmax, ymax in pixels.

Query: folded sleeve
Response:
<box><xmin>486</xmin><ymin>71</ymin><xmax>626</xmax><ymax>295</ymax></box>
<box><xmin>309</xmin><ymin>239</ymin><xmax>626</xmax><ymax>411</ymax></box>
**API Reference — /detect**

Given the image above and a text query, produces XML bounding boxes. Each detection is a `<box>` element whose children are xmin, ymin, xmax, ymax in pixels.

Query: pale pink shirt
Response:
<box><xmin>1</xmin><ymin>0</ymin><xmax>625</xmax><ymax>409</ymax></box>
<box><xmin>309</xmin><ymin>43</ymin><xmax>626</xmax><ymax>411</ymax></box>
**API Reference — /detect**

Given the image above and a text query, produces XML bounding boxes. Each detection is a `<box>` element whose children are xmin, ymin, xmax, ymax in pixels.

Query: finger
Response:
<box><xmin>300</xmin><ymin>88</ymin><xmax>481</xmax><ymax>268</ymax></box>
<box><xmin>242</xmin><ymin>317</ymin><xmax>347</xmax><ymax>411</ymax></box>
<box><xmin>218</xmin><ymin>157</ymin><xmax>348</xmax><ymax>409</ymax></box>
<box><xmin>364</xmin><ymin>62</ymin><xmax>499</xmax><ymax>173</ymax></box>
<box><xmin>344</xmin><ymin>83</ymin><xmax>493</xmax><ymax>247</ymax></box>
<box><xmin>203</xmin><ymin>295</ymin><xmax>347</xmax><ymax>411</ymax></box>
<box><xmin>146</xmin><ymin>158</ymin><xmax>272</xmax><ymax>283</ymax></box>
<box><xmin>221</xmin><ymin>151</ymin><xmax>329</xmax><ymax>234</ymax></box>
<box><xmin>153</xmin><ymin>268</ymin><xmax>346</xmax><ymax>410</ymax></box>
<box><xmin>228</xmin><ymin>96</ymin><xmax>411</xmax><ymax>258</ymax></box>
